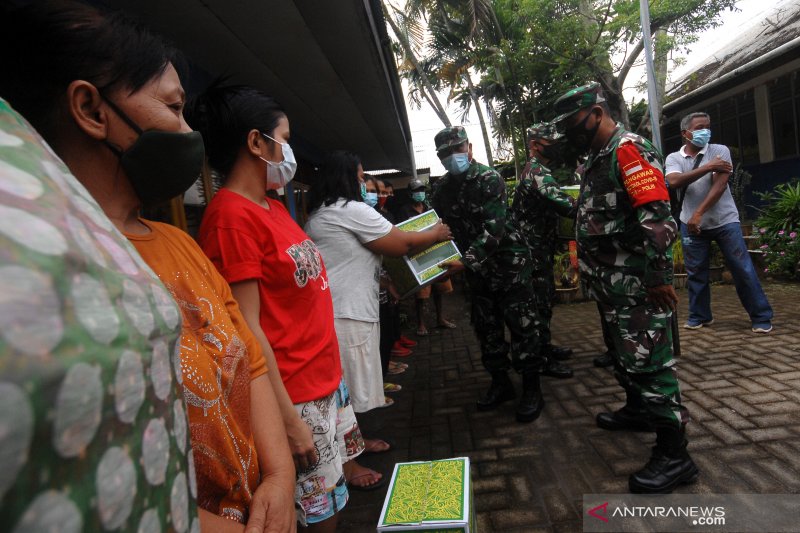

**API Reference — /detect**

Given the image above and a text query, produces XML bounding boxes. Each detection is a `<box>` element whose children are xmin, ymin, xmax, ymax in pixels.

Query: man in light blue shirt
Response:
<box><xmin>665</xmin><ymin>112</ymin><xmax>773</xmax><ymax>333</ymax></box>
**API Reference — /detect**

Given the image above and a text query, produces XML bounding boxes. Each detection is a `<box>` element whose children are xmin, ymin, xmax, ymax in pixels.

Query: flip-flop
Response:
<box><xmin>388</xmin><ymin>366</ymin><xmax>406</xmax><ymax>375</ymax></box>
<box><xmin>390</xmin><ymin>361</ymin><xmax>408</xmax><ymax>370</ymax></box>
<box><xmin>376</xmin><ymin>396</ymin><xmax>395</xmax><ymax>409</ymax></box>
<box><xmin>347</xmin><ymin>469</ymin><xmax>388</xmax><ymax>491</ymax></box>
<box><xmin>435</xmin><ymin>319</ymin><xmax>457</xmax><ymax>329</ymax></box>
<box><xmin>362</xmin><ymin>437</ymin><xmax>395</xmax><ymax>455</ymax></box>
<box><xmin>384</xmin><ymin>383</ymin><xmax>402</xmax><ymax>393</ymax></box>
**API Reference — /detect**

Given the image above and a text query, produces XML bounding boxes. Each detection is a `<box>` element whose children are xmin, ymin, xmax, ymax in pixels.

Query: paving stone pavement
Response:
<box><xmin>338</xmin><ymin>281</ymin><xmax>800</xmax><ymax>532</ymax></box>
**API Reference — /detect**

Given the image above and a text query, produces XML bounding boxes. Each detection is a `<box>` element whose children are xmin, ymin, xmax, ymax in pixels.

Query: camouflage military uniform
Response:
<box><xmin>510</xmin><ymin>156</ymin><xmax>576</xmax><ymax>348</ymax></box>
<box><xmin>576</xmin><ymin>123</ymin><xmax>687</xmax><ymax>430</ymax></box>
<box><xmin>431</xmin><ymin>128</ymin><xmax>545</xmax><ymax>375</ymax></box>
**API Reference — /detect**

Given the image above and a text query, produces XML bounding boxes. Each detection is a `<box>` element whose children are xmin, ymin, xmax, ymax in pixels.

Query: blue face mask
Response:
<box><xmin>442</xmin><ymin>152</ymin><xmax>470</xmax><ymax>175</ymax></box>
<box><xmin>411</xmin><ymin>191</ymin><xmax>426</xmax><ymax>202</ymax></box>
<box><xmin>689</xmin><ymin>129</ymin><xmax>711</xmax><ymax>148</ymax></box>
<box><xmin>364</xmin><ymin>191</ymin><xmax>378</xmax><ymax>207</ymax></box>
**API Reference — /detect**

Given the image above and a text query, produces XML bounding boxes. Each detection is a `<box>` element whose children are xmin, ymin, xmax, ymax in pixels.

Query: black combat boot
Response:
<box><xmin>540</xmin><ymin>357</ymin><xmax>573</xmax><ymax>379</ymax></box>
<box><xmin>515</xmin><ymin>371</ymin><xmax>545</xmax><ymax>423</ymax></box>
<box><xmin>596</xmin><ymin>390</ymin><xmax>653</xmax><ymax>432</ymax></box>
<box><xmin>593</xmin><ymin>351</ymin><xmax>614</xmax><ymax>367</ymax></box>
<box><xmin>476</xmin><ymin>371</ymin><xmax>516</xmax><ymax>411</ymax></box>
<box><xmin>546</xmin><ymin>344</ymin><xmax>573</xmax><ymax>361</ymax></box>
<box><xmin>629</xmin><ymin>427</ymin><xmax>699</xmax><ymax>494</ymax></box>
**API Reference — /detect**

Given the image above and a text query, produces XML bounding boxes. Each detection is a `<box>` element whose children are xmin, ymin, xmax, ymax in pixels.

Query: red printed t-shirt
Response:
<box><xmin>127</xmin><ymin>220</ymin><xmax>266</xmax><ymax>523</ymax></box>
<box><xmin>198</xmin><ymin>189</ymin><xmax>342</xmax><ymax>403</ymax></box>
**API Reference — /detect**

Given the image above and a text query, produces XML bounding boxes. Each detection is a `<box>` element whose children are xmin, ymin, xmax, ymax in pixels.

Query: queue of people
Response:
<box><xmin>1</xmin><ymin>2</ymin><xmax>775</xmax><ymax>532</ymax></box>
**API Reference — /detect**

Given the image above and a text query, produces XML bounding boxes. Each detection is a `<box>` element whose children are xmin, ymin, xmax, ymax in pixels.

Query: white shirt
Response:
<box><xmin>304</xmin><ymin>199</ymin><xmax>393</xmax><ymax>322</ymax></box>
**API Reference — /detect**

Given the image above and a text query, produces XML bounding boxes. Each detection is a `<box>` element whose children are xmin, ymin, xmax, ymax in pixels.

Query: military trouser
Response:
<box><xmin>598</xmin><ymin>302</ymin><xmax>689</xmax><ymax>431</ymax></box>
<box><xmin>466</xmin><ymin>269</ymin><xmax>546</xmax><ymax>375</ymax></box>
<box><xmin>532</xmin><ymin>266</ymin><xmax>554</xmax><ymax>347</ymax></box>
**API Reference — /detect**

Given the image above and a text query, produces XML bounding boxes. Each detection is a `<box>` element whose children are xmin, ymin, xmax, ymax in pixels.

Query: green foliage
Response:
<box><xmin>755</xmin><ymin>179</ymin><xmax>800</xmax><ymax>279</ymax></box>
<box><xmin>628</xmin><ymin>99</ymin><xmax>648</xmax><ymax>132</ymax></box>
<box><xmin>729</xmin><ymin>163</ymin><xmax>752</xmax><ymax>222</ymax></box>
<box><xmin>754</xmin><ymin>179</ymin><xmax>800</xmax><ymax>234</ymax></box>
<box><xmin>756</xmin><ymin>230</ymin><xmax>800</xmax><ymax>280</ymax></box>
<box><xmin>672</xmin><ymin>238</ymin><xmax>684</xmax><ymax>273</ymax></box>
<box><xmin>505</xmin><ymin>177</ymin><xmax>517</xmax><ymax>206</ymax></box>
<box><xmin>553</xmin><ymin>250</ymin><xmax>579</xmax><ymax>288</ymax></box>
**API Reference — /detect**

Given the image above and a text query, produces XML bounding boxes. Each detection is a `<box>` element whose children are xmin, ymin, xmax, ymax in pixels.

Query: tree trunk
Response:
<box><xmin>576</xmin><ymin>0</ymin><xmax>630</xmax><ymax>128</ymax></box>
<box><xmin>653</xmin><ymin>29</ymin><xmax>669</xmax><ymax>139</ymax></box>
<box><xmin>465</xmin><ymin>72</ymin><xmax>493</xmax><ymax>166</ymax></box>
<box><xmin>383</xmin><ymin>3</ymin><xmax>451</xmax><ymax>127</ymax></box>
<box><xmin>509</xmin><ymin>115</ymin><xmax>521</xmax><ymax>179</ymax></box>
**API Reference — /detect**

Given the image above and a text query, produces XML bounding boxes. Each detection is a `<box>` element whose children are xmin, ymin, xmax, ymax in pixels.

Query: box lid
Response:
<box><xmin>379</xmin><ymin>458</ymin><xmax>469</xmax><ymax>527</ymax></box>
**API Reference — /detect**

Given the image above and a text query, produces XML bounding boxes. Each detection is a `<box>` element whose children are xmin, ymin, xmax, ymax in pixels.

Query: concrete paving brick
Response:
<box><xmin>702</xmin><ymin>420</ymin><xmax>750</xmax><ymax>445</ymax></box>
<box><xmin>474</xmin><ymin>491</ymin><xmax>512</xmax><ymax>512</ymax></box>
<box><xmin>490</xmin><ymin>508</ymin><xmax>548</xmax><ymax>529</ymax></box>
<box><xmin>542</xmin><ymin>488</ymin><xmax>579</xmax><ymax>523</ymax></box>
<box><xmin>755</xmin><ymin>459</ymin><xmax>800</xmax><ymax>490</ymax></box>
<box><xmin>751</xmin><ymin>413</ymin><xmax>799</xmax><ymax>428</ymax></box>
<box><xmin>742</xmin><ymin>426</ymin><xmax>796</xmax><ymax>441</ymax></box>
<box><xmin>709</xmin><ymin>407</ymin><xmax>756</xmax><ymax>429</ymax></box>
<box><xmin>474</xmin><ymin>475</ymin><xmax>507</xmax><ymax>494</ymax></box>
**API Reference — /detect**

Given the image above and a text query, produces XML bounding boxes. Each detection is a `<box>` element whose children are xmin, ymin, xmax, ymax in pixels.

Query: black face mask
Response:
<box><xmin>537</xmin><ymin>142</ymin><xmax>565</xmax><ymax>163</ymax></box>
<box><xmin>565</xmin><ymin>109</ymin><xmax>601</xmax><ymax>151</ymax></box>
<box><xmin>102</xmin><ymin>96</ymin><xmax>205</xmax><ymax>207</ymax></box>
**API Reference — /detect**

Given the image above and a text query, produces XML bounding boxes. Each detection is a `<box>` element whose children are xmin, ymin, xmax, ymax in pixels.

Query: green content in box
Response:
<box><xmin>383</xmin><ymin>210</ymin><xmax>461</xmax><ymax>299</ymax></box>
<box><xmin>377</xmin><ymin>457</ymin><xmax>475</xmax><ymax>532</ymax></box>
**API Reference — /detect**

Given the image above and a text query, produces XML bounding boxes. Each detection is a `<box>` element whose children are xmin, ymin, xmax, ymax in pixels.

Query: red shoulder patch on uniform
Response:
<box><xmin>616</xmin><ymin>142</ymin><xmax>668</xmax><ymax>208</ymax></box>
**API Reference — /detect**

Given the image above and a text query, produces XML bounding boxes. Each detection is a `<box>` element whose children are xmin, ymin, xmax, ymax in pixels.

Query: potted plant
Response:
<box><xmin>672</xmin><ymin>238</ymin><xmax>687</xmax><ymax>289</ymax></box>
<box><xmin>553</xmin><ymin>250</ymin><xmax>581</xmax><ymax>303</ymax></box>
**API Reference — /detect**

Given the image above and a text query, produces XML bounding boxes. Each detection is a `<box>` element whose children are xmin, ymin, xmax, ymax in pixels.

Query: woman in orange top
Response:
<box><xmin>0</xmin><ymin>2</ymin><xmax>296</xmax><ymax>531</ymax></box>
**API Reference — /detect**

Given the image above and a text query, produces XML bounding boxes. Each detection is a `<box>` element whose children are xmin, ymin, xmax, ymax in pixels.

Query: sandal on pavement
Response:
<box><xmin>435</xmin><ymin>319</ymin><xmax>457</xmax><ymax>329</ymax></box>
<box><xmin>388</xmin><ymin>365</ymin><xmax>406</xmax><ymax>375</ymax></box>
<box><xmin>362</xmin><ymin>437</ymin><xmax>395</xmax><ymax>455</ymax></box>
<box><xmin>384</xmin><ymin>383</ymin><xmax>402</xmax><ymax>393</ymax></box>
<box><xmin>390</xmin><ymin>361</ymin><xmax>408</xmax><ymax>370</ymax></box>
<box><xmin>376</xmin><ymin>396</ymin><xmax>395</xmax><ymax>408</ymax></box>
<box><xmin>398</xmin><ymin>335</ymin><xmax>418</xmax><ymax>347</ymax></box>
<box><xmin>348</xmin><ymin>469</ymin><xmax>388</xmax><ymax>491</ymax></box>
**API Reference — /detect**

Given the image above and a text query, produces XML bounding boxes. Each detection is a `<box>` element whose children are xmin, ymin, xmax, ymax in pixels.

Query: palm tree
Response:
<box><xmin>382</xmin><ymin>1</ymin><xmax>451</xmax><ymax>127</ymax></box>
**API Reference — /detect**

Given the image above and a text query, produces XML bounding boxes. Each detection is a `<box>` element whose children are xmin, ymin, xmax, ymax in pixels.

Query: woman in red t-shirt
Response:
<box><xmin>187</xmin><ymin>85</ymin><xmax>384</xmax><ymax>529</ymax></box>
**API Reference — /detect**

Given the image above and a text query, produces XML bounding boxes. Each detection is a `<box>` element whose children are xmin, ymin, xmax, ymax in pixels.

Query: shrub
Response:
<box><xmin>755</xmin><ymin>179</ymin><xmax>800</xmax><ymax>279</ymax></box>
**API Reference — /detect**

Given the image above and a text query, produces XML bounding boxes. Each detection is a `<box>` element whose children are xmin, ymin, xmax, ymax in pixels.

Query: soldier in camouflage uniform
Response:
<box><xmin>431</xmin><ymin>127</ymin><xmax>570</xmax><ymax>423</ymax></box>
<box><xmin>553</xmin><ymin>83</ymin><xmax>698</xmax><ymax>493</ymax></box>
<box><xmin>511</xmin><ymin>122</ymin><xmax>578</xmax><ymax>370</ymax></box>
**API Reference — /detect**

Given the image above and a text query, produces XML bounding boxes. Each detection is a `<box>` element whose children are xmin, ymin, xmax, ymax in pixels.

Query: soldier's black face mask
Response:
<box><xmin>565</xmin><ymin>108</ymin><xmax>601</xmax><ymax>151</ymax></box>
<box><xmin>536</xmin><ymin>141</ymin><xmax>564</xmax><ymax>163</ymax></box>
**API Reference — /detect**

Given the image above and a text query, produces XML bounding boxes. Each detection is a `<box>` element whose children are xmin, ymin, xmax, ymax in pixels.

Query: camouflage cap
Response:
<box><xmin>552</xmin><ymin>82</ymin><xmax>606</xmax><ymax>126</ymax></box>
<box><xmin>434</xmin><ymin>126</ymin><xmax>469</xmax><ymax>153</ymax></box>
<box><xmin>526</xmin><ymin>122</ymin><xmax>563</xmax><ymax>142</ymax></box>
<box><xmin>408</xmin><ymin>178</ymin><xmax>425</xmax><ymax>191</ymax></box>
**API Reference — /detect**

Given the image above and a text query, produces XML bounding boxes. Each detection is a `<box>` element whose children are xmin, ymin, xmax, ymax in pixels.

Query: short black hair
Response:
<box><xmin>308</xmin><ymin>150</ymin><xmax>362</xmax><ymax>213</ymax></box>
<box><xmin>185</xmin><ymin>84</ymin><xmax>286</xmax><ymax>177</ymax></box>
<box><xmin>0</xmin><ymin>0</ymin><xmax>184</xmax><ymax>144</ymax></box>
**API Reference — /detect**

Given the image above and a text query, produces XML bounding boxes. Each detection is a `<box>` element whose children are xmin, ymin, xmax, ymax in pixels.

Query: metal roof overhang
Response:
<box><xmin>105</xmin><ymin>0</ymin><xmax>413</xmax><ymax>172</ymax></box>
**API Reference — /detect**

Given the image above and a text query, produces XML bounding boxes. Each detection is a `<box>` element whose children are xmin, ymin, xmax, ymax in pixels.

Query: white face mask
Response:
<box><xmin>260</xmin><ymin>132</ymin><xmax>297</xmax><ymax>190</ymax></box>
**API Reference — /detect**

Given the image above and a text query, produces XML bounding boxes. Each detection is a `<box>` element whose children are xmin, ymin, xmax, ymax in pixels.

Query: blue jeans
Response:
<box><xmin>681</xmin><ymin>222</ymin><xmax>773</xmax><ymax>327</ymax></box>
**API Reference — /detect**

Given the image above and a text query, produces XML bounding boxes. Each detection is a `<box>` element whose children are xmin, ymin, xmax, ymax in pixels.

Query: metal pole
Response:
<box><xmin>639</xmin><ymin>0</ymin><xmax>662</xmax><ymax>152</ymax></box>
